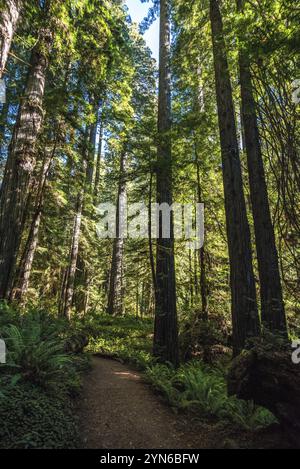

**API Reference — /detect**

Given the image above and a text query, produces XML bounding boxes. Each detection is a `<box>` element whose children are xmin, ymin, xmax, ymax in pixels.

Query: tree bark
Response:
<box><xmin>0</xmin><ymin>28</ymin><xmax>52</xmax><ymax>299</ymax></box>
<box><xmin>228</xmin><ymin>339</ymin><xmax>300</xmax><ymax>447</ymax></box>
<box><xmin>0</xmin><ymin>100</ymin><xmax>8</xmax><ymax>178</ymax></box>
<box><xmin>63</xmin><ymin>191</ymin><xmax>84</xmax><ymax>320</ymax></box>
<box><xmin>62</xmin><ymin>124</ymin><xmax>92</xmax><ymax>320</ymax></box>
<box><xmin>107</xmin><ymin>152</ymin><xmax>126</xmax><ymax>316</ymax></box>
<box><xmin>153</xmin><ymin>0</ymin><xmax>179</xmax><ymax>366</ymax></box>
<box><xmin>148</xmin><ymin>169</ymin><xmax>157</xmax><ymax>298</ymax></box>
<box><xmin>194</xmin><ymin>138</ymin><xmax>208</xmax><ymax>319</ymax></box>
<box><xmin>75</xmin><ymin>103</ymin><xmax>100</xmax><ymax>315</ymax></box>
<box><xmin>0</xmin><ymin>0</ymin><xmax>23</xmax><ymax>78</ymax></box>
<box><xmin>93</xmin><ymin>105</ymin><xmax>103</xmax><ymax>205</ymax></box>
<box><xmin>11</xmin><ymin>146</ymin><xmax>54</xmax><ymax>302</ymax></box>
<box><xmin>85</xmin><ymin>118</ymin><xmax>97</xmax><ymax>191</ymax></box>
<box><xmin>188</xmin><ymin>249</ymin><xmax>194</xmax><ymax>307</ymax></box>
<box><xmin>209</xmin><ymin>0</ymin><xmax>260</xmax><ymax>355</ymax></box>
<box><xmin>237</xmin><ymin>0</ymin><xmax>287</xmax><ymax>335</ymax></box>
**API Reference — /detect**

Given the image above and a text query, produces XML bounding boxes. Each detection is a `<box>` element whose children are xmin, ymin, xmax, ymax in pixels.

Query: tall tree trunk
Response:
<box><xmin>148</xmin><ymin>170</ymin><xmax>157</xmax><ymax>297</ymax></box>
<box><xmin>0</xmin><ymin>100</ymin><xmax>8</xmax><ymax>180</ymax></box>
<box><xmin>209</xmin><ymin>0</ymin><xmax>260</xmax><ymax>355</ymax></box>
<box><xmin>63</xmin><ymin>191</ymin><xmax>84</xmax><ymax>320</ymax></box>
<box><xmin>63</xmin><ymin>123</ymin><xmax>92</xmax><ymax>320</ymax></box>
<box><xmin>154</xmin><ymin>0</ymin><xmax>179</xmax><ymax>366</ymax></box>
<box><xmin>85</xmin><ymin>119</ymin><xmax>97</xmax><ymax>190</ymax></box>
<box><xmin>237</xmin><ymin>0</ymin><xmax>287</xmax><ymax>335</ymax></box>
<box><xmin>0</xmin><ymin>0</ymin><xmax>23</xmax><ymax>78</ymax></box>
<box><xmin>107</xmin><ymin>152</ymin><xmax>126</xmax><ymax>316</ymax></box>
<box><xmin>194</xmin><ymin>248</ymin><xmax>199</xmax><ymax>296</ymax></box>
<box><xmin>75</xmin><ymin>104</ymin><xmax>99</xmax><ymax>314</ymax></box>
<box><xmin>11</xmin><ymin>145</ymin><xmax>55</xmax><ymax>302</ymax></box>
<box><xmin>93</xmin><ymin>106</ymin><xmax>103</xmax><ymax>205</ymax></box>
<box><xmin>136</xmin><ymin>273</ymin><xmax>139</xmax><ymax>318</ymax></box>
<box><xmin>189</xmin><ymin>249</ymin><xmax>194</xmax><ymax>307</ymax></box>
<box><xmin>194</xmin><ymin>137</ymin><xmax>208</xmax><ymax>319</ymax></box>
<box><xmin>13</xmin><ymin>58</ymin><xmax>70</xmax><ymax>305</ymax></box>
<box><xmin>0</xmin><ymin>29</ymin><xmax>52</xmax><ymax>299</ymax></box>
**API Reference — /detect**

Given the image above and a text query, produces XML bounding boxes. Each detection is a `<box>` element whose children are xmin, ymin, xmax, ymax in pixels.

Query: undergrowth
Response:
<box><xmin>89</xmin><ymin>313</ymin><xmax>277</xmax><ymax>432</ymax></box>
<box><xmin>86</xmin><ymin>313</ymin><xmax>154</xmax><ymax>369</ymax></box>
<box><xmin>0</xmin><ymin>304</ymin><xmax>89</xmax><ymax>449</ymax></box>
<box><xmin>0</xmin><ymin>309</ymin><xmax>278</xmax><ymax>448</ymax></box>
<box><xmin>144</xmin><ymin>362</ymin><xmax>276</xmax><ymax>431</ymax></box>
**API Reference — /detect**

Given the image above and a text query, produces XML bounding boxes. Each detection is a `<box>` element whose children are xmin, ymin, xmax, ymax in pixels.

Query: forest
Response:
<box><xmin>0</xmin><ymin>0</ymin><xmax>299</xmax><ymax>451</ymax></box>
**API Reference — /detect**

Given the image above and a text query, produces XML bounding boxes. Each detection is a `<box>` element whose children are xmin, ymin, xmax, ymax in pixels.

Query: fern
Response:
<box><xmin>0</xmin><ymin>318</ymin><xmax>75</xmax><ymax>394</ymax></box>
<box><xmin>145</xmin><ymin>361</ymin><xmax>277</xmax><ymax>431</ymax></box>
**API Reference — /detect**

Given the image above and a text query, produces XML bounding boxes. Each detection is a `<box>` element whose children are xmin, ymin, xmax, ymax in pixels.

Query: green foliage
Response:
<box><xmin>87</xmin><ymin>314</ymin><xmax>154</xmax><ymax>370</ymax></box>
<box><xmin>0</xmin><ymin>309</ymin><xmax>84</xmax><ymax>394</ymax></box>
<box><xmin>145</xmin><ymin>361</ymin><xmax>277</xmax><ymax>431</ymax></box>
<box><xmin>2</xmin><ymin>325</ymin><xmax>71</xmax><ymax>390</ymax></box>
<box><xmin>0</xmin><ymin>377</ymin><xmax>78</xmax><ymax>449</ymax></box>
<box><xmin>89</xmin><ymin>315</ymin><xmax>276</xmax><ymax>432</ymax></box>
<box><xmin>0</xmin><ymin>307</ymin><xmax>88</xmax><ymax>449</ymax></box>
<box><xmin>179</xmin><ymin>311</ymin><xmax>230</xmax><ymax>361</ymax></box>
<box><xmin>0</xmin><ymin>0</ymin><xmax>298</xmax><ymax>450</ymax></box>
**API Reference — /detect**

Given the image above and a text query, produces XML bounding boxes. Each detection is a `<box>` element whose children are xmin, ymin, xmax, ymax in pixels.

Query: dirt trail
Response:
<box><xmin>78</xmin><ymin>357</ymin><xmax>290</xmax><ymax>450</ymax></box>
<box><xmin>78</xmin><ymin>357</ymin><xmax>217</xmax><ymax>449</ymax></box>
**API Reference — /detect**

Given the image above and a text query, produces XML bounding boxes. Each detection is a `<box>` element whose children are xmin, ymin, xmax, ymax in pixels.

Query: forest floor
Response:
<box><xmin>77</xmin><ymin>356</ymin><xmax>289</xmax><ymax>449</ymax></box>
<box><xmin>0</xmin><ymin>310</ymin><xmax>291</xmax><ymax>449</ymax></box>
<box><xmin>78</xmin><ymin>356</ymin><xmax>222</xmax><ymax>449</ymax></box>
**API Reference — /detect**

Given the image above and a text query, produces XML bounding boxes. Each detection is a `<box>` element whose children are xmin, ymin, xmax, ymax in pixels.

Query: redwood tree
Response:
<box><xmin>0</xmin><ymin>0</ymin><xmax>23</xmax><ymax>78</ymax></box>
<box><xmin>237</xmin><ymin>0</ymin><xmax>287</xmax><ymax>335</ymax></box>
<box><xmin>107</xmin><ymin>151</ymin><xmax>126</xmax><ymax>317</ymax></box>
<box><xmin>11</xmin><ymin>147</ymin><xmax>54</xmax><ymax>302</ymax></box>
<box><xmin>0</xmin><ymin>26</ymin><xmax>53</xmax><ymax>299</ymax></box>
<box><xmin>153</xmin><ymin>0</ymin><xmax>179</xmax><ymax>366</ymax></box>
<box><xmin>209</xmin><ymin>0</ymin><xmax>260</xmax><ymax>354</ymax></box>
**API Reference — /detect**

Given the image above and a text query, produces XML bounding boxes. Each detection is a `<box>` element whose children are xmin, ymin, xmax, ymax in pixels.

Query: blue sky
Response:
<box><xmin>126</xmin><ymin>0</ymin><xmax>159</xmax><ymax>62</ymax></box>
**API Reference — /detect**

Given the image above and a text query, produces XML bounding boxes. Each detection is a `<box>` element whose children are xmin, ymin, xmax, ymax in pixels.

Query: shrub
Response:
<box><xmin>0</xmin><ymin>377</ymin><xmax>78</xmax><ymax>449</ymax></box>
<box><xmin>0</xmin><ymin>308</ymin><xmax>87</xmax><ymax>448</ymax></box>
<box><xmin>145</xmin><ymin>361</ymin><xmax>277</xmax><ymax>431</ymax></box>
<box><xmin>0</xmin><ymin>315</ymin><xmax>79</xmax><ymax>395</ymax></box>
<box><xmin>88</xmin><ymin>314</ymin><xmax>154</xmax><ymax>369</ymax></box>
